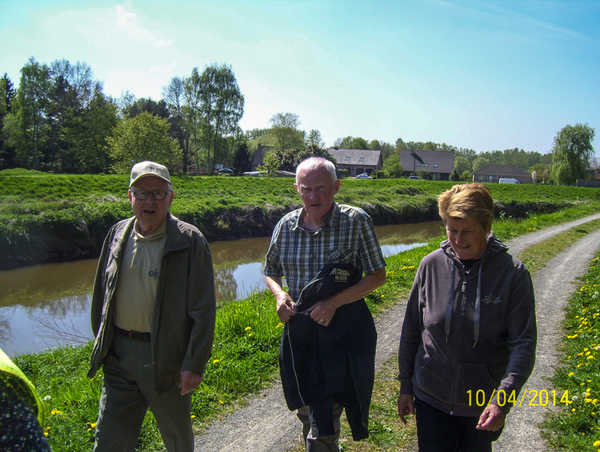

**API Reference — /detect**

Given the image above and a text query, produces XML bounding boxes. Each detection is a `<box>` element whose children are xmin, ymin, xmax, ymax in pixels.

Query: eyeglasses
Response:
<box><xmin>132</xmin><ymin>190</ymin><xmax>171</xmax><ymax>201</ymax></box>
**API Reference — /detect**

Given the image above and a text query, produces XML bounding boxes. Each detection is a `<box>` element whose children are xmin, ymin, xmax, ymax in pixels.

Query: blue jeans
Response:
<box><xmin>414</xmin><ymin>398</ymin><xmax>502</xmax><ymax>452</ymax></box>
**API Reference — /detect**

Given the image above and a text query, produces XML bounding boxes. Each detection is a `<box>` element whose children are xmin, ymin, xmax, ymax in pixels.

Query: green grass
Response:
<box><xmin>2</xmin><ymin>173</ymin><xmax>599</xmax><ymax>269</ymax></box>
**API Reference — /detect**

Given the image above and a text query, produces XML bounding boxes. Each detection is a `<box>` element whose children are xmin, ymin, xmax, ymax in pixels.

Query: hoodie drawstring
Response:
<box><xmin>445</xmin><ymin>261</ymin><xmax>483</xmax><ymax>347</ymax></box>
<box><xmin>445</xmin><ymin>264</ymin><xmax>455</xmax><ymax>342</ymax></box>
<box><xmin>473</xmin><ymin>267</ymin><xmax>482</xmax><ymax>347</ymax></box>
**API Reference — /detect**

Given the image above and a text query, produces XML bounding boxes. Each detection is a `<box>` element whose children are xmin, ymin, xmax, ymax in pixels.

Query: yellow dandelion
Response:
<box><xmin>213</xmin><ymin>359</ymin><xmax>220</xmax><ymax>364</ymax></box>
<box><xmin>569</xmin><ymin>372</ymin><xmax>575</xmax><ymax>377</ymax></box>
<box><xmin>245</xmin><ymin>326</ymin><xmax>252</xmax><ymax>331</ymax></box>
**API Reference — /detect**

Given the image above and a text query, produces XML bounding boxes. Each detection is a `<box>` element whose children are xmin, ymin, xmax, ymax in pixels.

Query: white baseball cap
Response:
<box><xmin>129</xmin><ymin>161</ymin><xmax>171</xmax><ymax>187</ymax></box>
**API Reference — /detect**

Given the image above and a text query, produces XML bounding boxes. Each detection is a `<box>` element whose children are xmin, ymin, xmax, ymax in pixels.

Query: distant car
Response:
<box><xmin>218</xmin><ymin>168</ymin><xmax>233</xmax><ymax>174</ymax></box>
<box><xmin>408</xmin><ymin>175</ymin><xmax>422</xmax><ymax>180</ymax></box>
<box><xmin>499</xmin><ymin>177</ymin><xmax>520</xmax><ymax>184</ymax></box>
<box><xmin>355</xmin><ymin>173</ymin><xmax>373</xmax><ymax>179</ymax></box>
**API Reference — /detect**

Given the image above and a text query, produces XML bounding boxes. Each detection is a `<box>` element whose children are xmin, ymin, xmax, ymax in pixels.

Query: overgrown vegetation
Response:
<box><xmin>11</xmin><ymin>203</ymin><xmax>600</xmax><ymax>451</ymax></box>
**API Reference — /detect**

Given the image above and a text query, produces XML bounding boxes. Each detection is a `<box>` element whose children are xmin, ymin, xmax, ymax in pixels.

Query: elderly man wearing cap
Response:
<box><xmin>88</xmin><ymin>161</ymin><xmax>216</xmax><ymax>452</ymax></box>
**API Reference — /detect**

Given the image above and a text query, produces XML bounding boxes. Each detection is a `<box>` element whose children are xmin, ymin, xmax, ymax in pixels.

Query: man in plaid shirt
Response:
<box><xmin>265</xmin><ymin>157</ymin><xmax>386</xmax><ymax>452</ymax></box>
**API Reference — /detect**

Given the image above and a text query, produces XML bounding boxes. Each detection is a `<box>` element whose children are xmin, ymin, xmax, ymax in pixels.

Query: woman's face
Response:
<box><xmin>445</xmin><ymin>216</ymin><xmax>489</xmax><ymax>260</ymax></box>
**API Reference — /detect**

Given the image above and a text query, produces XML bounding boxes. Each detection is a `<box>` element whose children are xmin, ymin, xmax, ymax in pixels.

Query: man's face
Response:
<box><xmin>295</xmin><ymin>165</ymin><xmax>341</xmax><ymax>224</ymax></box>
<box><xmin>128</xmin><ymin>176</ymin><xmax>174</xmax><ymax>236</ymax></box>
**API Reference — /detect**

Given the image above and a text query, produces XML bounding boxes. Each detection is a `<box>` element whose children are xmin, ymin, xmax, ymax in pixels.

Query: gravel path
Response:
<box><xmin>194</xmin><ymin>212</ymin><xmax>600</xmax><ymax>452</ymax></box>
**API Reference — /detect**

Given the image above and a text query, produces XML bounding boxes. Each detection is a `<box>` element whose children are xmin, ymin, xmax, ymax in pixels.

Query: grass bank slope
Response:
<box><xmin>1</xmin><ymin>171</ymin><xmax>598</xmax><ymax>269</ymax></box>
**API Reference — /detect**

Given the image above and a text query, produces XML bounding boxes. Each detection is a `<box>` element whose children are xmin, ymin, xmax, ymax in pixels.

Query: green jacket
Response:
<box><xmin>88</xmin><ymin>213</ymin><xmax>216</xmax><ymax>394</ymax></box>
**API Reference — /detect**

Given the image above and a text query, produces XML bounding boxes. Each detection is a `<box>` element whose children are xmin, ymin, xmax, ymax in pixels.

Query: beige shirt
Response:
<box><xmin>113</xmin><ymin>220</ymin><xmax>167</xmax><ymax>332</ymax></box>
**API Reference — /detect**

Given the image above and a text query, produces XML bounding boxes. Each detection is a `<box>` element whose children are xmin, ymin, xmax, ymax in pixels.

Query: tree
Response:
<box><xmin>127</xmin><ymin>98</ymin><xmax>169</xmax><ymax>119</ymax></box>
<box><xmin>530</xmin><ymin>163</ymin><xmax>551</xmax><ymax>184</ymax></box>
<box><xmin>3</xmin><ymin>58</ymin><xmax>52</xmax><ymax>169</ymax></box>
<box><xmin>269</xmin><ymin>143</ymin><xmax>334</xmax><ymax>172</ymax></box>
<box><xmin>60</xmin><ymin>90</ymin><xmax>118</xmax><ymax>173</ymax></box>
<box><xmin>453</xmin><ymin>156</ymin><xmax>472</xmax><ymax>175</ymax></box>
<box><xmin>551</xmin><ymin>123</ymin><xmax>595</xmax><ymax>185</ymax></box>
<box><xmin>337</xmin><ymin>136</ymin><xmax>369</xmax><ymax>149</ymax></box>
<box><xmin>107</xmin><ymin>112</ymin><xmax>182</xmax><ymax>173</ymax></box>
<box><xmin>267</xmin><ymin>112</ymin><xmax>305</xmax><ymax>151</ymax></box>
<box><xmin>0</xmin><ymin>73</ymin><xmax>17</xmax><ymax>168</ymax></box>
<box><xmin>257</xmin><ymin>150</ymin><xmax>280</xmax><ymax>175</ymax></box>
<box><xmin>232</xmin><ymin>142</ymin><xmax>252</xmax><ymax>175</ymax></box>
<box><xmin>382</xmin><ymin>154</ymin><xmax>402</xmax><ymax>178</ymax></box>
<box><xmin>461</xmin><ymin>170</ymin><xmax>472</xmax><ymax>181</ymax></box>
<box><xmin>307</xmin><ymin>129</ymin><xmax>324</xmax><ymax>148</ymax></box>
<box><xmin>450</xmin><ymin>168</ymin><xmax>461</xmax><ymax>181</ymax></box>
<box><xmin>163</xmin><ymin>76</ymin><xmax>192</xmax><ymax>174</ymax></box>
<box><xmin>184</xmin><ymin>64</ymin><xmax>244</xmax><ymax>173</ymax></box>
<box><xmin>369</xmin><ymin>140</ymin><xmax>381</xmax><ymax>150</ymax></box>
<box><xmin>455</xmin><ymin>147</ymin><xmax>477</xmax><ymax>163</ymax></box>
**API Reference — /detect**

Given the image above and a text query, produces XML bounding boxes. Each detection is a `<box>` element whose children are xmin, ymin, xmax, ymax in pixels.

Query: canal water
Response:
<box><xmin>0</xmin><ymin>221</ymin><xmax>442</xmax><ymax>356</ymax></box>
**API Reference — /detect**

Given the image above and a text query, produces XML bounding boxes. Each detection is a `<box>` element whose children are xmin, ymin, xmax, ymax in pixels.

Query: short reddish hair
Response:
<box><xmin>438</xmin><ymin>183</ymin><xmax>494</xmax><ymax>231</ymax></box>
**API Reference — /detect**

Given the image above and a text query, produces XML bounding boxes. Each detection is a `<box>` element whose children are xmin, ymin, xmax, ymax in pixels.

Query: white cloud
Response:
<box><xmin>116</xmin><ymin>4</ymin><xmax>173</xmax><ymax>47</ymax></box>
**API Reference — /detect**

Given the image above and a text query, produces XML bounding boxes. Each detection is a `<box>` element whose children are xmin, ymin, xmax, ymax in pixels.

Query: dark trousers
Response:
<box><xmin>414</xmin><ymin>398</ymin><xmax>502</xmax><ymax>452</ymax></box>
<box><xmin>94</xmin><ymin>334</ymin><xmax>194</xmax><ymax>452</ymax></box>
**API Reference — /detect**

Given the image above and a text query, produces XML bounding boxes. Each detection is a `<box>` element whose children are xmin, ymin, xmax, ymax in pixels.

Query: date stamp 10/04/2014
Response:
<box><xmin>467</xmin><ymin>389</ymin><xmax>571</xmax><ymax>408</ymax></box>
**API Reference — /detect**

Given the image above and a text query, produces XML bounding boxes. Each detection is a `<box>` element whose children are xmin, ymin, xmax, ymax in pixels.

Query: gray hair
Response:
<box><xmin>295</xmin><ymin>157</ymin><xmax>337</xmax><ymax>183</ymax></box>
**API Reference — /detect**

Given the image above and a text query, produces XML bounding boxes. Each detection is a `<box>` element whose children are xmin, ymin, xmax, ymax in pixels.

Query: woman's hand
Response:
<box><xmin>397</xmin><ymin>394</ymin><xmax>415</xmax><ymax>424</ymax></box>
<box><xmin>476</xmin><ymin>404</ymin><xmax>506</xmax><ymax>431</ymax></box>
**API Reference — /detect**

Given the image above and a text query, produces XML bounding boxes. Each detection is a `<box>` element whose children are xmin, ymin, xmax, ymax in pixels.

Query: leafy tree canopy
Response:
<box><xmin>551</xmin><ymin>123</ymin><xmax>595</xmax><ymax>185</ymax></box>
<box><xmin>107</xmin><ymin>112</ymin><xmax>182</xmax><ymax>173</ymax></box>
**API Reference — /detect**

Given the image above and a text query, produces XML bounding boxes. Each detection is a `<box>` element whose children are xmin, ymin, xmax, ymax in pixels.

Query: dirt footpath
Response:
<box><xmin>194</xmin><ymin>213</ymin><xmax>600</xmax><ymax>452</ymax></box>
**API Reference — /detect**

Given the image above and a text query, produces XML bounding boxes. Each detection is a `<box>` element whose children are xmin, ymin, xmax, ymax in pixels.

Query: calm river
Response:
<box><xmin>0</xmin><ymin>221</ymin><xmax>442</xmax><ymax>356</ymax></box>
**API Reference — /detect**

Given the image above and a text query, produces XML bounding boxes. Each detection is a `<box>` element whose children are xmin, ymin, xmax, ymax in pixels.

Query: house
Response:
<box><xmin>327</xmin><ymin>149</ymin><xmax>382</xmax><ymax>177</ymax></box>
<box><xmin>399</xmin><ymin>149</ymin><xmax>455</xmax><ymax>181</ymax></box>
<box><xmin>472</xmin><ymin>165</ymin><xmax>532</xmax><ymax>184</ymax></box>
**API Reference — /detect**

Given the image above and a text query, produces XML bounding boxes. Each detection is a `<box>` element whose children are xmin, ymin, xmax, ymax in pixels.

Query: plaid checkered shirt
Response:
<box><xmin>264</xmin><ymin>203</ymin><xmax>386</xmax><ymax>301</ymax></box>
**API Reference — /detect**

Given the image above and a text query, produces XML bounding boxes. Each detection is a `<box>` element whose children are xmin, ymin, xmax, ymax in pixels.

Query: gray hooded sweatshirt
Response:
<box><xmin>398</xmin><ymin>233</ymin><xmax>537</xmax><ymax>416</ymax></box>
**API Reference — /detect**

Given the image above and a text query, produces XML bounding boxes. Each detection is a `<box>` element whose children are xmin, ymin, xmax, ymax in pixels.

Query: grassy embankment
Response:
<box><xmin>1</xmin><ymin>168</ymin><xmax>596</xmax><ymax>269</ymax></box>
<box><xmin>4</xmin><ymin>170</ymin><xmax>600</xmax><ymax>451</ymax></box>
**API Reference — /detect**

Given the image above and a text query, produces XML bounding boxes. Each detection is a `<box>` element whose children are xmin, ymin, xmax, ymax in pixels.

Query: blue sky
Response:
<box><xmin>1</xmin><ymin>0</ymin><xmax>598</xmax><ymax>154</ymax></box>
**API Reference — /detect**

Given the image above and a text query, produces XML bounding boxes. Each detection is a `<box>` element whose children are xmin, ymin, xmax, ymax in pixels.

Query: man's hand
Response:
<box><xmin>476</xmin><ymin>404</ymin><xmax>506</xmax><ymax>431</ymax></box>
<box><xmin>397</xmin><ymin>394</ymin><xmax>415</xmax><ymax>424</ymax></box>
<box><xmin>180</xmin><ymin>370</ymin><xmax>203</xmax><ymax>395</ymax></box>
<box><xmin>307</xmin><ymin>298</ymin><xmax>338</xmax><ymax>327</ymax></box>
<box><xmin>275</xmin><ymin>292</ymin><xmax>297</xmax><ymax>323</ymax></box>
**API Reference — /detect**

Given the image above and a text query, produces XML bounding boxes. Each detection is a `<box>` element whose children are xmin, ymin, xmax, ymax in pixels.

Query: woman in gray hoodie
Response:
<box><xmin>397</xmin><ymin>183</ymin><xmax>537</xmax><ymax>452</ymax></box>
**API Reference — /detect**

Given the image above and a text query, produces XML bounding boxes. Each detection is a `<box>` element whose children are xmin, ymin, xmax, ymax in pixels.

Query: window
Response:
<box><xmin>433</xmin><ymin>164</ymin><xmax>438</xmax><ymax>168</ymax></box>
<box><xmin>359</xmin><ymin>157</ymin><xmax>365</xmax><ymax>162</ymax></box>
<box><xmin>345</xmin><ymin>156</ymin><xmax>350</xmax><ymax>161</ymax></box>
<box><xmin>415</xmin><ymin>163</ymin><xmax>420</xmax><ymax>167</ymax></box>
<box><xmin>424</xmin><ymin>163</ymin><xmax>429</xmax><ymax>167</ymax></box>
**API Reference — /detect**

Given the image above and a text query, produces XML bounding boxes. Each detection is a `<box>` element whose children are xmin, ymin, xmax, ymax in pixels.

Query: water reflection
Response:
<box><xmin>0</xmin><ymin>221</ymin><xmax>442</xmax><ymax>356</ymax></box>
